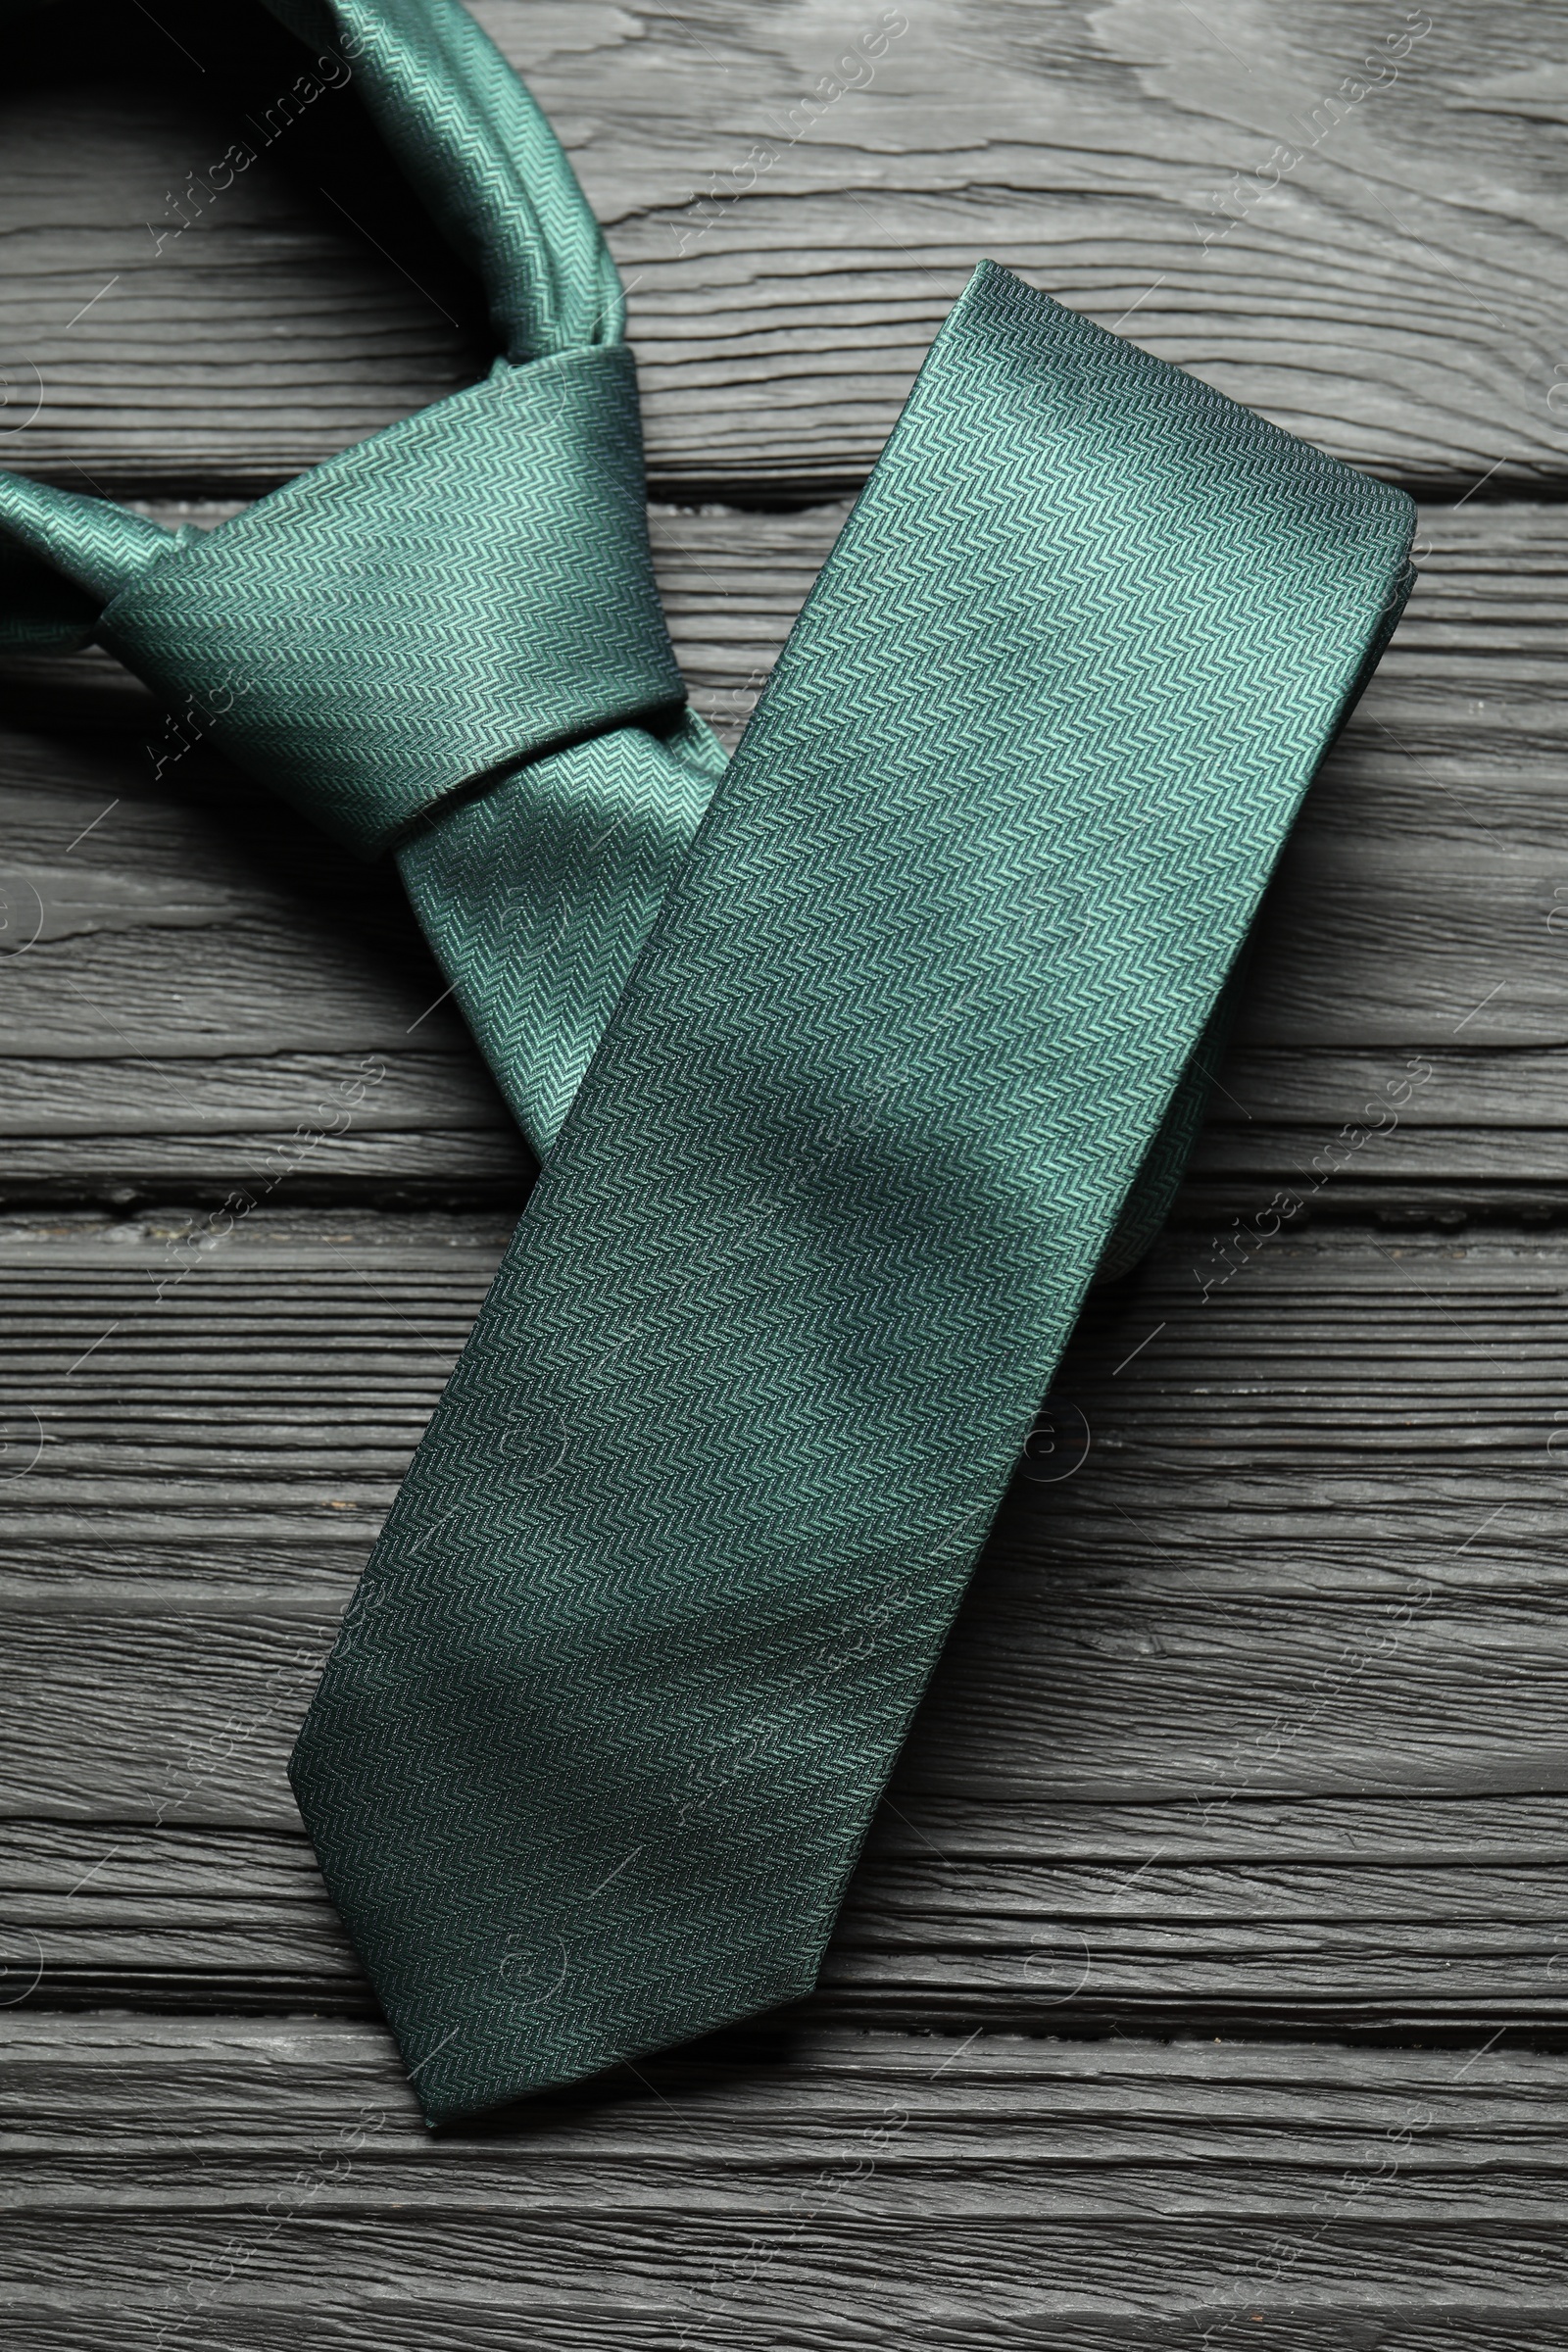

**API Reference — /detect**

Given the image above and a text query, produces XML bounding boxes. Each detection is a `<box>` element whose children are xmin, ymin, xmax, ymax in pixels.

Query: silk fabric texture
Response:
<box><xmin>0</xmin><ymin>0</ymin><xmax>1414</xmax><ymax>2122</ymax></box>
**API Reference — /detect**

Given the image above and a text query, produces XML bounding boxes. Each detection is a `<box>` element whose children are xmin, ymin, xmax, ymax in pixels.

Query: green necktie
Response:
<box><xmin>0</xmin><ymin>0</ymin><xmax>725</xmax><ymax>1157</ymax></box>
<box><xmin>0</xmin><ymin>2</ymin><xmax>1414</xmax><ymax>2124</ymax></box>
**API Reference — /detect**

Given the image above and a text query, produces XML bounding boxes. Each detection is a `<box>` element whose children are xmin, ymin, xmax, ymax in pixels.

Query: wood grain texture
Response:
<box><xmin>0</xmin><ymin>1</ymin><xmax>1563</xmax><ymax>494</ymax></box>
<box><xmin>6</xmin><ymin>2016</ymin><xmax>1568</xmax><ymax>2348</ymax></box>
<box><xmin>3</xmin><ymin>499</ymin><xmax>1567</xmax><ymax>1214</ymax></box>
<box><xmin>0</xmin><ymin>6</ymin><xmax>1564</xmax><ymax>2333</ymax></box>
<box><xmin>5</xmin><ymin>1214</ymin><xmax>1568</xmax><ymax>2043</ymax></box>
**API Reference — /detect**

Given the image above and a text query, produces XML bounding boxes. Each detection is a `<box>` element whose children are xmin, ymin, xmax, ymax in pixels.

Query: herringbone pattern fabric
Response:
<box><xmin>292</xmin><ymin>261</ymin><xmax>1414</xmax><ymax>2123</ymax></box>
<box><xmin>398</xmin><ymin>710</ymin><xmax>725</xmax><ymax>1151</ymax></box>
<box><xmin>0</xmin><ymin>0</ymin><xmax>720</xmax><ymax>1152</ymax></box>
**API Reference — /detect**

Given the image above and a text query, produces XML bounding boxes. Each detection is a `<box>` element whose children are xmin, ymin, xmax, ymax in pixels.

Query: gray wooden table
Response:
<box><xmin>4</xmin><ymin>1</ymin><xmax>1568</xmax><ymax>2342</ymax></box>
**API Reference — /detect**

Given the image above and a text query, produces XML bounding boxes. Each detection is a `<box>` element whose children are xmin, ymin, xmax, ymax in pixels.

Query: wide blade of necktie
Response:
<box><xmin>295</xmin><ymin>265</ymin><xmax>1409</xmax><ymax>2107</ymax></box>
<box><xmin>0</xmin><ymin>3</ymin><xmax>1414</xmax><ymax>2124</ymax></box>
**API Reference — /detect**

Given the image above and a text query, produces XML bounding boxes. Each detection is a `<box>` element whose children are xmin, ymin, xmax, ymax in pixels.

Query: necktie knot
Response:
<box><xmin>0</xmin><ymin>0</ymin><xmax>722</xmax><ymax>1158</ymax></box>
<box><xmin>36</xmin><ymin>345</ymin><xmax>681</xmax><ymax>861</ymax></box>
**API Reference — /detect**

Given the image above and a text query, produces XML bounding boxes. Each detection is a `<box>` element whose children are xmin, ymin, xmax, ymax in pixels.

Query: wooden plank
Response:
<box><xmin>14</xmin><ymin>1795</ymin><xmax>1568</xmax><ymax>2032</ymax></box>
<box><xmin>5</xmin><ymin>1214</ymin><xmax>1568</xmax><ymax>2036</ymax></box>
<box><xmin>3</xmin><ymin>501</ymin><xmax>1568</xmax><ymax>1210</ymax></box>
<box><xmin>5</xmin><ymin>2017</ymin><xmax>1568</xmax><ymax>2347</ymax></box>
<box><xmin>0</xmin><ymin>2</ymin><xmax>1564</xmax><ymax>494</ymax></box>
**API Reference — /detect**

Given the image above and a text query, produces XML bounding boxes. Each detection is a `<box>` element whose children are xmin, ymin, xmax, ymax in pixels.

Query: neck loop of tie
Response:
<box><xmin>0</xmin><ymin>0</ymin><xmax>722</xmax><ymax>1154</ymax></box>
